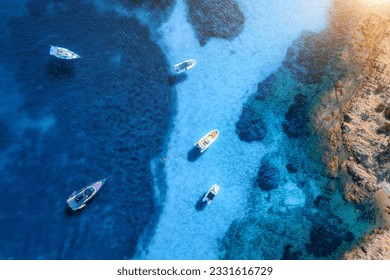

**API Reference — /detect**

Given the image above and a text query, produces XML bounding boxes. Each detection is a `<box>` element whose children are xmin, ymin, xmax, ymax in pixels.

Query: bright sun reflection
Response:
<box><xmin>369</xmin><ymin>0</ymin><xmax>390</xmax><ymax>3</ymax></box>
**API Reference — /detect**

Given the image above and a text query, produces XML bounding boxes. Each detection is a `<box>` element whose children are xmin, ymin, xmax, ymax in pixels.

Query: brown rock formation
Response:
<box><xmin>312</xmin><ymin>1</ymin><xmax>390</xmax><ymax>259</ymax></box>
<box><xmin>343</xmin><ymin>182</ymin><xmax>368</xmax><ymax>204</ymax></box>
<box><xmin>343</xmin><ymin>227</ymin><xmax>390</xmax><ymax>260</ymax></box>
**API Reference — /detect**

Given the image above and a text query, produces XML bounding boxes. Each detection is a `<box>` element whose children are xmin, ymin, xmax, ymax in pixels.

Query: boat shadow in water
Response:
<box><xmin>64</xmin><ymin>204</ymin><xmax>83</xmax><ymax>217</ymax></box>
<box><xmin>168</xmin><ymin>73</ymin><xmax>187</xmax><ymax>86</ymax></box>
<box><xmin>46</xmin><ymin>60</ymin><xmax>76</xmax><ymax>80</ymax></box>
<box><xmin>187</xmin><ymin>147</ymin><xmax>202</xmax><ymax>162</ymax></box>
<box><xmin>64</xmin><ymin>194</ymin><xmax>99</xmax><ymax>217</ymax></box>
<box><xmin>194</xmin><ymin>194</ymin><xmax>207</xmax><ymax>211</ymax></box>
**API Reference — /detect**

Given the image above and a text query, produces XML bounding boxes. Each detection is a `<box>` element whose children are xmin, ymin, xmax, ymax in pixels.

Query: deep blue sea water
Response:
<box><xmin>0</xmin><ymin>0</ymin><xmax>174</xmax><ymax>259</ymax></box>
<box><xmin>0</xmin><ymin>0</ymin><xmax>373</xmax><ymax>260</ymax></box>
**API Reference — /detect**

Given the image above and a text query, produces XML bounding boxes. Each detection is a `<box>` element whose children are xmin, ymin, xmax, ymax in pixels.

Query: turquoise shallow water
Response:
<box><xmin>0</xmin><ymin>0</ymin><xmax>373</xmax><ymax>260</ymax></box>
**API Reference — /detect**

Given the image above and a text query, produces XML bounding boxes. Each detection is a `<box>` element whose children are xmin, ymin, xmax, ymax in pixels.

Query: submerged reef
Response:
<box><xmin>186</xmin><ymin>0</ymin><xmax>244</xmax><ymax>46</ymax></box>
<box><xmin>112</xmin><ymin>0</ymin><xmax>176</xmax><ymax>25</ymax></box>
<box><xmin>256</xmin><ymin>159</ymin><xmax>280</xmax><ymax>191</ymax></box>
<box><xmin>282</xmin><ymin>93</ymin><xmax>309</xmax><ymax>138</ymax></box>
<box><xmin>236</xmin><ymin>108</ymin><xmax>267</xmax><ymax>142</ymax></box>
<box><xmin>114</xmin><ymin>0</ymin><xmax>175</xmax><ymax>11</ymax></box>
<box><xmin>305</xmin><ymin>213</ymin><xmax>352</xmax><ymax>257</ymax></box>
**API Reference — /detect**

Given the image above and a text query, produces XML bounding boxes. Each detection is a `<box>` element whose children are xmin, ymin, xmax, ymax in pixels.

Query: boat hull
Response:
<box><xmin>174</xmin><ymin>59</ymin><xmax>196</xmax><ymax>73</ymax></box>
<box><xmin>203</xmin><ymin>184</ymin><xmax>220</xmax><ymax>204</ymax></box>
<box><xmin>50</xmin><ymin>46</ymin><xmax>80</xmax><ymax>60</ymax></box>
<box><xmin>67</xmin><ymin>179</ymin><xmax>106</xmax><ymax>211</ymax></box>
<box><xmin>195</xmin><ymin>129</ymin><xmax>219</xmax><ymax>153</ymax></box>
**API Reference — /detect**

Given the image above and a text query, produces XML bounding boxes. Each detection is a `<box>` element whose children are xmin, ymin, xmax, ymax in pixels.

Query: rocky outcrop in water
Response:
<box><xmin>186</xmin><ymin>0</ymin><xmax>244</xmax><ymax>46</ymax></box>
<box><xmin>313</xmin><ymin>12</ymin><xmax>390</xmax><ymax>203</ymax></box>
<box><xmin>236</xmin><ymin>108</ymin><xmax>267</xmax><ymax>142</ymax></box>
<box><xmin>256</xmin><ymin>159</ymin><xmax>280</xmax><ymax>191</ymax></box>
<box><xmin>223</xmin><ymin>0</ymin><xmax>389</xmax><ymax>260</ymax></box>
<box><xmin>305</xmin><ymin>213</ymin><xmax>353</xmax><ymax>258</ymax></box>
<box><xmin>282</xmin><ymin>93</ymin><xmax>309</xmax><ymax>138</ymax></box>
<box><xmin>343</xmin><ymin>227</ymin><xmax>390</xmax><ymax>260</ymax></box>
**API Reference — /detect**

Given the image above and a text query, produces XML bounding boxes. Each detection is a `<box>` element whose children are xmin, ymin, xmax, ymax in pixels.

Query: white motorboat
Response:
<box><xmin>67</xmin><ymin>179</ymin><xmax>106</xmax><ymax>211</ymax></box>
<box><xmin>195</xmin><ymin>130</ymin><xmax>219</xmax><ymax>153</ymax></box>
<box><xmin>202</xmin><ymin>184</ymin><xmax>220</xmax><ymax>204</ymax></box>
<box><xmin>174</xmin><ymin>59</ymin><xmax>196</xmax><ymax>73</ymax></box>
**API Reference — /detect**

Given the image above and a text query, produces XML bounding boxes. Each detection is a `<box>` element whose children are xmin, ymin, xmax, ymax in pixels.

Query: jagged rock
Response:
<box><xmin>384</xmin><ymin>107</ymin><xmax>390</xmax><ymax>120</ymax></box>
<box><xmin>343</xmin><ymin>227</ymin><xmax>390</xmax><ymax>259</ymax></box>
<box><xmin>187</xmin><ymin>0</ymin><xmax>245</xmax><ymax>46</ymax></box>
<box><xmin>325</xmin><ymin>154</ymin><xmax>339</xmax><ymax>178</ymax></box>
<box><xmin>349</xmin><ymin>141</ymin><xmax>371</xmax><ymax>166</ymax></box>
<box><xmin>256</xmin><ymin>159</ymin><xmax>280</xmax><ymax>191</ymax></box>
<box><xmin>344</xmin><ymin>113</ymin><xmax>353</xmax><ymax>123</ymax></box>
<box><xmin>343</xmin><ymin>182</ymin><xmax>368</xmax><ymax>204</ymax></box>
<box><xmin>341</xmin><ymin>123</ymin><xmax>352</xmax><ymax>133</ymax></box>
<box><xmin>236</xmin><ymin>108</ymin><xmax>267</xmax><ymax>142</ymax></box>
<box><xmin>377</xmin><ymin>141</ymin><xmax>390</xmax><ymax>165</ymax></box>
<box><xmin>377</xmin><ymin>123</ymin><xmax>390</xmax><ymax>135</ymax></box>
<box><xmin>345</xmin><ymin>161</ymin><xmax>378</xmax><ymax>191</ymax></box>
<box><xmin>375</xmin><ymin>103</ymin><xmax>385</xmax><ymax>113</ymax></box>
<box><xmin>282</xmin><ymin>94</ymin><xmax>309</xmax><ymax>138</ymax></box>
<box><xmin>328</xmin><ymin>126</ymin><xmax>343</xmax><ymax>151</ymax></box>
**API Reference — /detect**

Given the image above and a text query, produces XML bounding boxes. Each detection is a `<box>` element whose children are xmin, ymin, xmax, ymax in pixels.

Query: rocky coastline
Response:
<box><xmin>222</xmin><ymin>0</ymin><xmax>389</xmax><ymax>259</ymax></box>
<box><xmin>310</xmin><ymin>1</ymin><xmax>390</xmax><ymax>259</ymax></box>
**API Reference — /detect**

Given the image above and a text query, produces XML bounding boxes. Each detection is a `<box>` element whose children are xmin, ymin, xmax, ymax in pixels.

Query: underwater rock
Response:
<box><xmin>282</xmin><ymin>32</ymin><xmax>336</xmax><ymax>84</ymax></box>
<box><xmin>286</xmin><ymin>163</ymin><xmax>298</xmax><ymax>173</ymax></box>
<box><xmin>187</xmin><ymin>0</ymin><xmax>244</xmax><ymax>46</ymax></box>
<box><xmin>116</xmin><ymin>0</ymin><xmax>174</xmax><ymax>10</ymax></box>
<box><xmin>282</xmin><ymin>244</ymin><xmax>303</xmax><ymax>260</ymax></box>
<box><xmin>256</xmin><ymin>159</ymin><xmax>280</xmax><ymax>191</ymax></box>
<box><xmin>255</xmin><ymin>74</ymin><xmax>275</xmax><ymax>101</ymax></box>
<box><xmin>325</xmin><ymin>180</ymin><xmax>337</xmax><ymax>195</ymax></box>
<box><xmin>305</xmin><ymin>213</ymin><xmax>349</xmax><ymax>257</ymax></box>
<box><xmin>236</xmin><ymin>107</ymin><xmax>267</xmax><ymax>142</ymax></box>
<box><xmin>313</xmin><ymin>195</ymin><xmax>331</xmax><ymax>210</ymax></box>
<box><xmin>282</xmin><ymin>94</ymin><xmax>309</xmax><ymax>138</ymax></box>
<box><xmin>344</xmin><ymin>231</ymin><xmax>355</xmax><ymax>242</ymax></box>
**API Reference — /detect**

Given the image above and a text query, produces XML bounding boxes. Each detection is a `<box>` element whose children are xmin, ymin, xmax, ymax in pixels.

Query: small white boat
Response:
<box><xmin>50</xmin><ymin>46</ymin><xmax>80</xmax><ymax>60</ymax></box>
<box><xmin>174</xmin><ymin>59</ymin><xmax>196</xmax><ymax>73</ymax></box>
<box><xmin>202</xmin><ymin>184</ymin><xmax>220</xmax><ymax>204</ymax></box>
<box><xmin>67</xmin><ymin>179</ymin><xmax>106</xmax><ymax>211</ymax></box>
<box><xmin>195</xmin><ymin>129</ymin><xmax>219</xmax><ymax>153</ymax></box>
